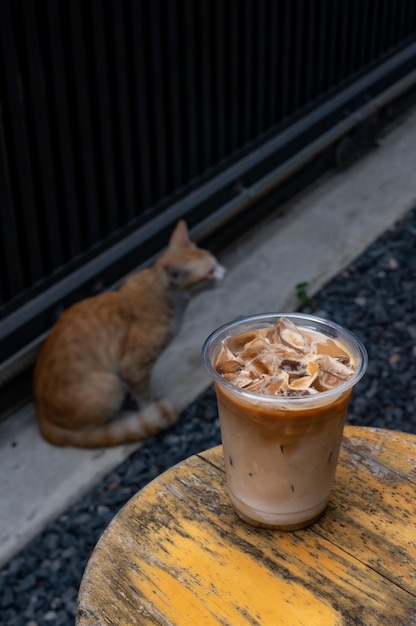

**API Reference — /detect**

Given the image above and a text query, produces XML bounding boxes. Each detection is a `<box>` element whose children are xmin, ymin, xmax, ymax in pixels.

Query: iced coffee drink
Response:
<box><xmin>202</xmin><ymin>314</ymin><xmax>367</xmax><ymax>530</ymax></box>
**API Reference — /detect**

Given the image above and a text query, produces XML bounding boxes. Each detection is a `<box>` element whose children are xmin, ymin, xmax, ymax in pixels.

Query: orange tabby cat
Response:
<box><xmin>33</xmin><ymin>221</ymin><xmax>225</xmax><ymax>448</ymax></box>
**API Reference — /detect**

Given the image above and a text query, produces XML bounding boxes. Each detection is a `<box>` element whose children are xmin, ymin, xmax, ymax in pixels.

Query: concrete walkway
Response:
<box><xmin>1</xmin><ymin>107</ymin><xmax>416</xmax><ymax>569</ymax></box>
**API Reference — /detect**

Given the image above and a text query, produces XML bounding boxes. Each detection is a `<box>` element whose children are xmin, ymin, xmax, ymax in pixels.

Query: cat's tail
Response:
<box><xmin>38</xmin><ymin>401</ymin><xmax>178</xmax><ymax>449</ymax></box>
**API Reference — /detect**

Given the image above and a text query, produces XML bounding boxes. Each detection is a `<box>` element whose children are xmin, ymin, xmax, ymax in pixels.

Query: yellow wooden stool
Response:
<box><xmin>77</xmin><ymin>426</ymin><xmax>416</xmax><ymax>625</ymax></box>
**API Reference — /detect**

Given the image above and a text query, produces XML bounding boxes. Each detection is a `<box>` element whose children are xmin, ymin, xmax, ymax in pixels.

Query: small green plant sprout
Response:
<box><xmin>295</xmin><ymin>281</ymin><xmax>312</xmax><ymax>308</ymax></box>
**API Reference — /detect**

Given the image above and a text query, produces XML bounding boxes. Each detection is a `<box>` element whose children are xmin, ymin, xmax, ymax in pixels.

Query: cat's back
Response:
<box><xmin>34</xmin><ymin>291</ymin><xmax>127</xmax><ymax>391</ymax></box>
<box><xmin>43</xmin><ymin>291</ymin><xmax>126</xmax><ymax>347</ymax></box>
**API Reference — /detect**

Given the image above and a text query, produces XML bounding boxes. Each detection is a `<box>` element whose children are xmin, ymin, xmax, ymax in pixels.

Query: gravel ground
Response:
<box><xmin>1</xmin><ymin>205</ymin><xmax>415</xmax><ymax>625</ymax></box>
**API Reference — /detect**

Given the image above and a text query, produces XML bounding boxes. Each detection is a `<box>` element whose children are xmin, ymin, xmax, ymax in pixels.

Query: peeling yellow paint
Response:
<box><xmin>129</xmin><ymin>516</ymin><xmax>342</xmax><ymax>625</ymax></box>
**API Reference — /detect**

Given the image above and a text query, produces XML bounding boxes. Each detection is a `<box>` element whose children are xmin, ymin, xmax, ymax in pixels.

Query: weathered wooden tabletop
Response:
<box><xmin>76</xmin><ymin>426</ymin><xmax>416</xmax><ymax>625</ymax></box>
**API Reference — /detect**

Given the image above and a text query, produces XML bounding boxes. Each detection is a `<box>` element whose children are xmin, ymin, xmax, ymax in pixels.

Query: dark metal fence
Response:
<box><xmin>1</xmin><ymin>0</ymin><xmax>416</xmax><ymax>399</ymax></box>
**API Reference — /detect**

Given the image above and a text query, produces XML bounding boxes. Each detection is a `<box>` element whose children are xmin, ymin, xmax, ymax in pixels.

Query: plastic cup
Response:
<box><xmin>202</xmin><ymin>313</ymin><xmax>367</xmax><ymax>530</ymax></box>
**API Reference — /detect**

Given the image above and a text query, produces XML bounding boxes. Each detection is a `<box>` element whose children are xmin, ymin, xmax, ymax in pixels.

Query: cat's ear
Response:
<box><xmin>168</xmin><ymin>220</ymin><xmax>189</xmax><ymax>248</ymax></box>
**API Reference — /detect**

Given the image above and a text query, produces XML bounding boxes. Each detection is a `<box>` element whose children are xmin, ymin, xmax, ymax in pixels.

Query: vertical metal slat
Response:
<box><xmin>254</xmin><ymin>0</ymin><xmax>267</xmax><ymax>135</ymax></box>
<box><xmin>0</xmin><ymin>119</ymin><xmax>24</xmax><ymax>302</ymax></box>
<box><xmin>148</xmin><ymin>0</ymin><xmax>169</xmax><ymax>198</ymax></box>
<box><xmin>396</xmin><ymin>1</ymin><xmax>408</xmax><ymax>41</ymax></box>
<box><xmin>87</xmin><ymin>0</ymin><xmax>119</xmax><ymax>235</ymax></box>
<box><xmin>315</xmin><ymin>0</ymin><xmax>327</xmax><ymax>98</ymax></box>
<box><xmin>358</xmin><ymin>0</ymin><xmax>370</xmax><ymax>68</ymax></box>
<box><xmin>326</xmin><ymin>2</ymin><xmax>339</xmax><ymax>92</ymax></box>
<box><xmin>337</xmin><ymin>0</ymin><xmax>349</xmax><ymax>81</ymax></box>
<box><xmin>304</xmin><ymin>0</ymin><xmax>316</xmax><ymax>104</ymax></box>
<box><xmin>292</xmin><ymin>0</ymin><xmax>304</xmax><ymax>111</ymax></box>
<box><xmin>212</xmin><ymin>0</ymin><xmax>226</xmax><ymax>161</ymax></box>
<box><xmin>407</xmin><ymin>1</ymin><xmax>416</xmax><ymax>38</ymax></box>
<box><xmin>378</xmin><ymin>0</ymin><xmax>389</xmax><ymax>58</ymax></box>
<box><xmin>241</xmin><ymin>0</ymin><xmax>254</xmax><ymax>144</ymax></box>
<box><xmin>67</xmin><ymin>0</ymin><xmax>101</xmax><ymax>247</ymax></box>
<box><xmin>20</xmin><ymin>0</ymin><xmax>63</xmax><ymax>271</ymax></box>
<box><xmin>0</xmin><ymin>0</ymin><xmax>44</xmax><ymax>283</ymax></box>
<box><xmin>347</xmin><ymin>1</ymin><xmax>360</xmax><ymax>79</ymax></box>
<box><xmin>266</xmin><ymin>0</ymin><xmax>279</xmax><ymax>128</ymax></box>
<box><xmin>43</xmin><ymin>0</ymin><xmax>82</xmax><ymax>260</ymax></box>
<box><xmin>198</xmin><ymin>0</ymin><xmax>214</xmax><ymax>173</ymax></box>
<box><xmin>165</xmin><ymin>0</ymin><xmax>184</xmax><ymax>188</ymax></box>
<box><xmin>182</xmin><ymin>0</ymin><xmax>199</xmax><ymax>179</ymax></box>
<box><xmin>109</xmin><ymin>1</ymin><xmax>136</xmax><ymax>222</ymax></box>
<box><xmin>224</xmin><ymin>0</ymin><xmax>240</xmax><ymax>153</ymax></box>
<box><xmin>369</xmin><ymin>2</ymin><xmax>380</xmax><ymax>62</ymax></box>
<box><xmin>279</xmin><ymin>0</ymin><xmax>291</xmax><ymax>118</ymax></box>
<box><xmin>128</xmin><ymin>0</ymin><xmax>152</xmax><ymax>213</ymax></box>
<box><xmin>386</xmin><ymin>0</ymin><xmax>398</xmax><ymax>50</ymax></box>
